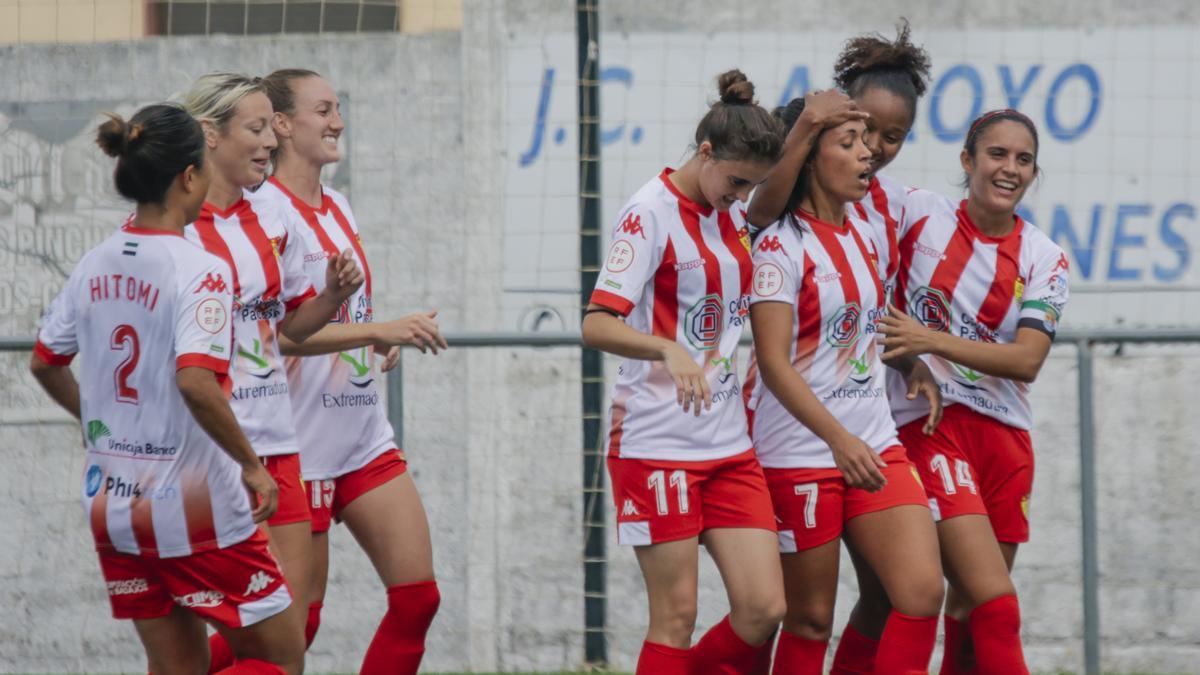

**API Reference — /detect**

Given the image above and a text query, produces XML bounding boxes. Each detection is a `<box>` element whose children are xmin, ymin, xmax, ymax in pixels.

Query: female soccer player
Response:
<box><xmin>744</xmin><ymin>100</ymin><xmax>945</xmax><ymax>674</ymax></box>
<box><xmin>254</xmin><ymin>68</ymin><xmax>447</xmax><ymax>674</ymax></box>
<box><xmin>179</xmin><ymin>73</ymin><xmax>363</xmax><ymax>669</ymax></box>
<box><xmin>876</xmin><ymin>109</ymin><xmax>1067</xmax><ymax>674</ymax></box>
<box><xmin>745</xmin><ymin>24</ymin><xmax>939</xmax><ymax>672</ymax></box>
<box><xmin>582</xmin><ymin>70</ymin><xmax>786</xmax><ymax>675</ymax></box>
<box><xmin>31</xmin><ymin>104</ymin><xmax>302</xmax><ymax>674</ymax></box>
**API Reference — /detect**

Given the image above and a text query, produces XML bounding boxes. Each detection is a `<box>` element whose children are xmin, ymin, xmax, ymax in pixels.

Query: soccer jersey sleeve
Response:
<box><xmin>589</xmin><ymin>205</ymin><xmax>663</xmax><ymax>317</ymax></box>
<box><xmin>750</xmin><ymin>226</ymin><xmax>800</xmax><ymax>306</ymax></box>
<box><xmin>35</xmin><ymin>271</ymin><xmax>82</xmax><ymax>366</ymax></box>
<box><xmin>897</xmin><ymin>188</ymin><xmax>950</xmax><ymax>240</ymax></box>
<box><xmin>175</xmin><ymin>259</ymin><xmax>235</xmax><ymax>374</ymax></box>
<box><xmin>1018</xmin><ymin>246</ymin><xmax>1070</xmax><ymax>339</ymax></box>
<box><xmin>278</xmin><ymin>212</ymin><xmax>318</xmax><ymax>312</ymax></box>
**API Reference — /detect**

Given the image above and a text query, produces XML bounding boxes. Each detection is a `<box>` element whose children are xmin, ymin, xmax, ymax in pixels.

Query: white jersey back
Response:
<box><xmin>743</xmin><ymin>212</ymin><xmax>900</xmax><ymax>469</ymax></box>
<box><xmin>890</xmin><ymin>190</ymin><xmax>1070</xmax><ymax>430</ymax></box>
<box><xmin>851</xmin><ymin>172</ymin><xmax>907</xmax><ymax>295</ymax></box>
<box><xmin>185</xmin><ymin>195</ymin><xmax>316</xmax><ymax>457</ymax></box>
<box><xmin>36</xmin><ymin>224</ymin><xmax>256</xmax><ymax>558</ymax></box>
<box><xmin>589</xmin><ymin>170</ymin><xmax>754</xmax><ymax>462</ymax></box>
<box><xmin>251</xmin><ymin>178</ymin><xmax>396</xmax><ymax>480</ymax></box>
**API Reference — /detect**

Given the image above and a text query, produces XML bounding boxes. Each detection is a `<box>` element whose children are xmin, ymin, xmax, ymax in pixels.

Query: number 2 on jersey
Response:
<box><xmin>110</xmin><ymin>324</ymin><xmax>141</xmax><ymax>404</ymax></box>
<box><xmin>648</xmin><ymin>469</ymin><xmax>689</xmax><ymax>516</ymax></box>
<box><xmin>930</xmin><ymin>454</ymin><xmax>977</xmax><ymax>495</ymax></box>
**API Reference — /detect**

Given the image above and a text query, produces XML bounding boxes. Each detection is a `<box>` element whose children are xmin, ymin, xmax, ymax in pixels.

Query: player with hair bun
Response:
<box><xmin>31</xmin><ymin>104</ymin><xmax>303</xmax><ymax>674</ymax></box>
<box><xmin>873</xmin><ymin>109</ymin><xmax>1066</xmax><ymax>674</ymax></box>
<box><xmin>583</xmin><ymin>69</ymin><xmax>786</xmax><ymax>674</ymax></box>
<box><xmin>254</xmin><ymin>67</ymin><xmax>447</xmax><ymax>674</ymax></box>
<box><xmin>178</xmin><ymin>72</ymin><xmax>364</xmax><ymax>672</ymax></box>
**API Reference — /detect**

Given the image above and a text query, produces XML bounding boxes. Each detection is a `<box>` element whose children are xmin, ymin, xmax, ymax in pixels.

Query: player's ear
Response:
<box><xmin>272</xmin><ymin>111</ymin><xmax>291</xmax><ymax>139</ymax></box>
<box><xmin>180</xmin><ymin>164</ymin><xmax>199</xmax><ymax>194</ymax></box>
<box><xmin>200</xmin><ymin>119</ymin><xmax>220</xmax><ymax>150</ymax></box>
<box><xmin>697</xmin><ymin>140</ymin><xmax>714</xmax><ymax>162</ymax></box>
<box><xmin>959</xmin><ymin>148</ymin><xmax>973</xmax><ymax>175</ymax></box>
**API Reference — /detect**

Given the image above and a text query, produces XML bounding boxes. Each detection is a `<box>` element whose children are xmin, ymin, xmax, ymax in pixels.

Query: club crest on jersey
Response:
<box><xmin>737</xmin><ymin>225</ymin><xmax>751</xmax><ymax>252</ymax></box>
<box><xmin>910</xmin><ymin>286</ymin><xmax>952</xmax><ymax>333</ymax></box>
<box><xmin>757</xmin><ymin>236</ymin><xmax>786</xmax><ymax>254</ymax></box>
<box><xmin>1013</xmin><ymin>276</ymin><xmax>1026</xmax><ymax>302</ymax></box>
<box><xmin>269</xmin><ymin>236</ymin><xmax>283</xmax><ymax>259</ymax></box>
<box><xmin>194</xmin><ymin>272</ymin><xmax>228</xmax><ymax>294</ymax></box>
<box><xmin>684</xmin><ymin>294</ymin><xmax>724</xmax><ymax>351</ymax></box>
<box><xmin>617</xmin><ymin>212</ymin><xmax>646</xmax><ymax>239</ymax></box>
<box><xmin>826</xmin><ymin>303</ymin><xmax>862</xmax><ymax>349</ymax></box>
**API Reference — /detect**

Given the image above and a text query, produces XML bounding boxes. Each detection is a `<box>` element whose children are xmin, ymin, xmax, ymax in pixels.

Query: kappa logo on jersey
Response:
<box><xmin>194</xmin><ymin>272</ymin><xmax>228</xmax><ymax>294</ymax></box>
<box><xmin>605</xmin><ymin>239</ymin><xmax>636</xmax><ymax>272</ymax></box>
<box><xmin>1053</xmin><ymin>252</ymin><xmax>1070</xmax><ymax>273</ymax></box>
<box><xmin>753</xmin><ymin>262</ymin><xmax>784</xmax><ymax>297</ymax></box>
<box><xmin>757</xmin><ymin>236</ymin><xmax>786</xmax><ymax>254</ymax></box>
<box><xmin>618</xmin><ymin>213</ymin><xmax>646</xmax><ymax>239</ymax></box>
<box><xmin>911</xmin><ymin>286</ymin><xmax>952</xmax><ymax>333</ymax></box>
<box><xmin>244</xmin><ymin>571</ymin><xmax>275</xmax><ymax>595</ymax></box>
<box><xmin>826</xmin><ymin>303</ymin><xmax>862</xmax><ymax>349</ymax></box>
<box><xmin>684</xmin><ymin>294</ymin><xmax>724</xmax><ymax>351</ymax></box>
<box><xmin>174</xmin><ymin>590</ymin><xmax>225</xmax><ymax>608</ymax></box>
<box><xmin>622</xmin><ymin>499</ymin><xmax>640</xmax><ymax>517</ymax></box>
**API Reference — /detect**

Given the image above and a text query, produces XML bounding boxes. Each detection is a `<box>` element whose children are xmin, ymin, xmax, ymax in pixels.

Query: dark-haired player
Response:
<box><xmin>583</xmin><ymin>69</ymin><xmax>786</xmax><ymax>674</ymax></box>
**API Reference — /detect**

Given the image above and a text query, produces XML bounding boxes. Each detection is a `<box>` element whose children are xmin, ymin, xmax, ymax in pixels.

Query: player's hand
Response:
<box><xmin>373</xmin><ymin>311</ymin><xmax>448</xmax><ymax>355</ymax></box>
<box><xmin>324</xmin><ymin>249</ymin><xmax>364</xmax><ymax>302</ymax></box>
<box><xmin>661</xmin><ymin>342</ymin><xmax>712</xmax><ymax>416</ymax></box>
<box><xmin>801</xmin><ymin>89</ymin><xmax>870</xmax><ymax>130</ymax></box>
<box><xmin>830</xmin><ymin>431</ymin><xmax>887</xmax><ymax>492</ymax></box>
<box><xmin>880</xmin><ymin>303</ymin><xmax>938</xmax><ymax>360</ymax></box>
<box><xmin>904</xmin><ymin>358</ymin><xmax>943</xmax><ymax>435</ymax></box>
<box><xmin>241</xmin><ymin>462</ymin><xmax>279</xmax><ymax>523</ymax></box>
<box><xmin>379</xmin><ymin>345</ymin><xmax>401</xmax><ymax>373</ymax></box>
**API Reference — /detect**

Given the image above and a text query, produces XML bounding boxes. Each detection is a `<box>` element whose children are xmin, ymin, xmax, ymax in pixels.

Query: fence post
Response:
<box><xmin>387</xmin><ymin>356</ymin><xmax>404</xmax><ymax>450</ymax></box>
<box><xmin>1076</xmin><ymin>339</ymin><xmax>1100</xmax><ymax>673</ymax></box>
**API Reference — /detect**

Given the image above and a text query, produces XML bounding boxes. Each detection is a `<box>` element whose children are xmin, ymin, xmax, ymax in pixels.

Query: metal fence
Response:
<box><xmin>3</xmin><ymin>328</ymin><xmax>1198</xmax><ymax>673</ymax></box>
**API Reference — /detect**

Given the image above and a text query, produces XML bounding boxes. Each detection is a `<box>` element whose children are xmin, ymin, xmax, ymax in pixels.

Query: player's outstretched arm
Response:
<box><xmin>745</xmin><ymin>90</ymin><xmax>868</xmax><ymax>228</ymax></box>
<box><xmin>751</xmin><ymin>301</ymin><xmax>887</xmax><ymax>491</ymax></box>
<box><xmin>879</xmin><ymin>303</ymin><xmax>1052</xmax><ymax>383</ymax></box>
<box><xmin>278</xmin><ymin>310</ymin><xmax>448</xmax><ymax>357</ymax></box>
<box><xmin>29</xmin><ymin>355</ymin><xmax>81</xmax><ymax>420</ymax></box>
<box><xmin>176</xmin><ymin>367</ymin><xmax>278</xmax><ymax>522</ymax></box>
<box><xmin>278</xmin><ymin>249</ymin><xmax>364</xmax><ymax>344</ymax></box>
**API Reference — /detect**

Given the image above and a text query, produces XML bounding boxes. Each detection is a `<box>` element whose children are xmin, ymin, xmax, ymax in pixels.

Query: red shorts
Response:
<box><xmin>899</xmin><ymin>403</ymin><xmax>1034</xmax><ymax>543</ymax></box>
<box><xmin>608</xmin><ymin>448</ymin><xmax>776</xmax><ymax>546</ymax></box>
<box><xmin>307</xmin><ymin>449</ymin><xmax>408</xmax><ymax>534</ymax></box>
<box><xmin>96</xmin><ymin>529</ymin><xmax>291</xmax><ymax>627</ymax></box>
<box><xmin>764</xmin><ymin>446</ymin><xmax>929</xmax><ymax>553</ymax></box>
<box><xmin>262</xmin><ymin>453</ymin><xmax>310</xmax><ymax>527</ymax></box>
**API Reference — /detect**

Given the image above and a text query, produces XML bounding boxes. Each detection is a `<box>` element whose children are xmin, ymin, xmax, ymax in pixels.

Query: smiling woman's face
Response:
<box><xmin>208</xmin><ymin>91</ymin><xmax>277</xmax><ymax>189</ymax></box>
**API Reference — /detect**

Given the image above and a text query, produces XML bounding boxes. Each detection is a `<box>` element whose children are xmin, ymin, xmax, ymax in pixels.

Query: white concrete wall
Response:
<box><xmin>1</xmin><ymin>1</ymin><xmax>1199</xmax><ymax>673</ymax></box>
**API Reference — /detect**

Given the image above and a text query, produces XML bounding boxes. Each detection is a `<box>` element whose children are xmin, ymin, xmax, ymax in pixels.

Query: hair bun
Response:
<box><xmin>717</xmin><ymin>69</ymin><xmax>756</xmax><ymax>106</ymax></box>
<box><xmin>95</xmin><ymin>113</ymin><xmax>130</xmax><ymax>158</ymax></box>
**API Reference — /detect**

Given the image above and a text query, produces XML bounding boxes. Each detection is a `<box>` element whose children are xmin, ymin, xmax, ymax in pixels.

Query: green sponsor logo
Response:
<box><xmin>849</xmin><ymin>355</ymin><xmax>870</xmax><ymax>375</ymax></box>
<box><xmin>86</xmin><ymin>420</ymin><xmax>111</xmax><ymax>445</ymax></box>
<box><xmin>604</xmin><ymin>279</ymin><xmax>623</xmax><ymax>290</ymax></box>
<box><xmin>339</xmin><ymin>347</ymin><xmax>372</xmax><ymax>378</ymax></box>
<box><xmin>950</xmin><ymin>362</ymin><xmax>984</xmax><ymax>383</ymax></box>
<box><xmin>237</xmin><ymin>338</ymin><xmax>270</xmax><ymax>369</ymax></box>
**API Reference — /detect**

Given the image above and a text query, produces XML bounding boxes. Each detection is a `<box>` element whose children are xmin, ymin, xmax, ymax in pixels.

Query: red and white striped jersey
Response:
<box><xmin>743</xmin><ymin>211</ymin><xmax>900</xmax><ymax>468</ymax></box>
<box><xmin>251</xmin><ymin>178</ymin><xmax>396</xmax><ymax>480</ymax></box>
<box><xmin>889</xmin><ymin>190</ymin><xmax>1070</xmax><ymax>430</ymax></box>
<box><xmin>589</xmin><ymin>169</ymin><xmax>755</xmax><ymax>462</ymax></box>
<box><xmin>185</xmin><ymin>194</ymin><xmax>316</xmax><ymax>458</ymax></box>
<box><xmin>850</xmin><ymin>172</ymin><xmax>907</xmax><ymax>295</ymax></box>
<box><xmin>36</xmin><ymin>224</ymin><xmax>258</xmax><ymax>558</ymax></box>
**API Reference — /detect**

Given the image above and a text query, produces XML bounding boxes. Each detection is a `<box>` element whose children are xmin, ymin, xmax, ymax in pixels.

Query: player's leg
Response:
<box><xmin>305</xmin><ymin>477</ymin><xmax>335</xmax><ymax>648</ymax></box>
<box><xmin>845</xmin><ymin>504</ymin><xmax>943</xmax><ymax>674</ymax></box>
<box><xmin>636</xmin><ymin>536</ymin><xmax>702</xmax><ymax>673</ymax></box>
<box><xmin>134</xmin><ymin>604</ymin><xmax>211</xmax><ymax>675</ymax></box>
<box><xmin>829</xmin><ymin>540</ymin><xmax>888</xmax><ymax>674</ymax></box>
<box><xmin>337</xmin><ymin>452</ymin><xmax>437</xmax><ymax>675</ymax></box>
<box><xmin>210</xmin><ymin>608</ymin><xmax>305</xmax><ymax>675</ymax></box>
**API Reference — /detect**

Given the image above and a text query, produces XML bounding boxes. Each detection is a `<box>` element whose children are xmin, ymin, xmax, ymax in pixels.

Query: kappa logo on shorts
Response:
<box><xmin>174</xmin><ymin>590</ymin><xmax>225</xmax><ymax>608</ymax></box>
<box><xmin>107</xmin><ymin>578</ymin><xmax>149</xmax><ymax>596</ymax></box>
<box><xmin>622</xmin><ymin>499</ymin><xmax>640</xmax><ymax>517</ymax></box>
<box><xmin>244</xmin><ymin>571</ymin><xmax>275</xmax><ymax>595</ymax></box>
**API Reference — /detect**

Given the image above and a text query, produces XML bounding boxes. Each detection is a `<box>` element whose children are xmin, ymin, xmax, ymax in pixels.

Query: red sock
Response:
<box><xmin>772</xmin><ymin>630</ymin><xmax>828</xmax><ymax>675</ymax></box>
<box><xmin>689</xmin><ymin>615</ymin><xmax>773</xmax><ymax>675</ymax></box>
<box><xmin>359</xmin><ymin>580</ymin><xmax>441</xmax><ymax>675</ymax></box>
<box><xmin>637</xmin><ymin>641</ymin><xmax>690</xmax><ymax>674</ymax></box>
<box><xmin>875</xmin><ymin>611</ymin><xmax>937</xmax><ymax>674</ymax></box>
<box><xmin>305</xmin><ymin>602</ymin><xmax>323</xmax><ymax>647</ymax></box>
<box><xmin>207</xmin><ymin>633</ymin><xmax>235</xmax><ymax>673</ymax></box>
<box><xmin>968</xmin><ymin>595</ymin><xmax>1028</xmax><ymax>675</ymax></box>
<box><xmin>940</xmin><ymin>615</ymin><xmax>975</xmax><ymax>675</ymax></box>
<box><xmin>214</xmin><ymin>659</ymin><xmax>285</xmax><ymax>675</ymax></box>
<box><xmin>830</xmin><ymin>623</ymin><xmax>879</xmax><ymax>674</ymax></box>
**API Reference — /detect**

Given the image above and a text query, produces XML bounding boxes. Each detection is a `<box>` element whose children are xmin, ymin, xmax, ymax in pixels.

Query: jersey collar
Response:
<box><xmin>659</xmin><ymin>168</ymin><xmax>713</xmax><ymax>218</ymax></box>
<box><xmin>956</xmin><ymin>200</ymin><xmax>1024</xmax><ymax>243</ymax></box>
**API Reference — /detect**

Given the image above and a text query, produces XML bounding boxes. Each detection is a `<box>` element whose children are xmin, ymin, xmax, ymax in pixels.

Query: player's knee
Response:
<box><xmin>783</xmin><ymin>598</ymin><xmax>835</xmax><ymax>641</ymax></box>
<box><xmin>732</xmin><ymin>592</ymin><xmax>786</xmax><ymax>640</ymax></box>
<box><xmin>889</xmin><ymin>573</ymin><xmax>945</xmax><ymax>618</ymax></box>
<box><xmin>657</xmin><ymin>602</ymin><xmax>698</xmax><ymax>645</ymax></box>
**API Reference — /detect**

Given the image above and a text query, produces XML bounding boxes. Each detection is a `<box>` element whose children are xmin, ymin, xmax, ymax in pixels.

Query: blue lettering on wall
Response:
<box><xmin>998</xmin><ymin>65</ymin><xmax>1042</xmax><ymax>110</ymax></box>
<box><xmin>1108</xmin><ymin>204</ymin><xmax>1152</xmax><ymax>281</ymax></box>
<box><xmin>600</xmin><ymin>66</ymin><xmax>641</xmax><ymax>145</ymax></box>
<box><xmin>777</xmin><ymin>65</ymin><xmax>811</xmax><ymax>107</ymax></box>
<box><xmin>1156</xmin><ymin>203</ymin><xmax>1193</xmax><ymax>282</ymax></box>
<box><xmin>518</xmin><ymin>68</ymin><xmax>555</xmax><ymax>167</ymax></box>
<box><xmin>1045</xmin><ymin>63</ymin><xmax>1102</xmax><ymax>142</ymax></box>
<box><xmin>930</xmin><ymin>64</ymin><xmax>984</xmax><ymax>143</ymax></box>
<box><xmin>1049</xmin><ymin>205</ymin><xmax>1102</xmax><ymax>280</ymax></box>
